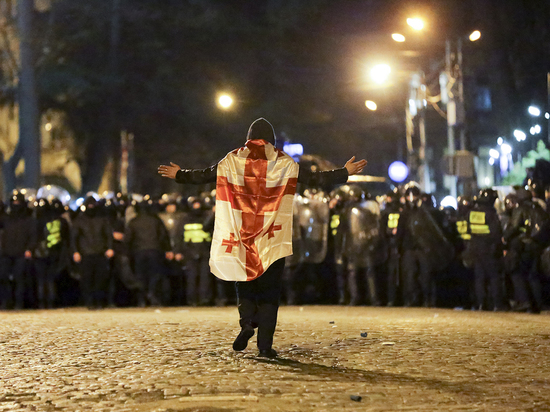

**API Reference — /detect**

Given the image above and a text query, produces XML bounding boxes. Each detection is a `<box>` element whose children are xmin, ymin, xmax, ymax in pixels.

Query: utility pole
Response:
<box><xmin>445</xmin><ymin>40</ymin><xmax>457</xmax><ymax>198</ymax></box>
<box><xmin>17</xmin><ymin>0</ymin><xmax>40</xmax><ymax>189</ymax></box>
<box><xmin>547</xmin><ymin>72</ymin><xmax>550</xmax><ymax>144</ymax></box>
<box><xmin>457</xmin><ymin>38</ymin><xmax>466</xmax><ymax>151</ymax></box>
<box><xmin>109</xmin><ymin>0</ymin><xmax>121</xmax><ymax>192</ymax></box>
<box><xmin>407</xmin><ymin>71</ymin><xmax>430</xmax><ymax>192</ymax></box>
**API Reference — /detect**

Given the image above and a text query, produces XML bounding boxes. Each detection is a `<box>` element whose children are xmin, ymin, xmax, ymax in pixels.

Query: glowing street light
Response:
<box><xmin>528</xmin><ymin>105</ymin><xmax>541</xmax><ymax>116</ymax></box>
<box><xmin>530</xmin><ymin>125</ymin><xmax>541</xmax><ymax>135</ymax></box>
<box><xmin>469</xmin><ymin>30</ymin><xmax>481</xmax><ymax>42</ymax></box>
<box><xmin>489</xmin><ymin>148</ymin><xmax>500</xmax><ymax>159</ymax></box>
<box><xmin>406</xmin><ymin>18</ymin><xmax>424</xmax><ymax>31</ymax></box>
<box><xmin>392</xmin><ymin>33</ymin><xmax>406</xmax><ymax>42</ymax></box>
<box><xmin>501</xmin><ymin>143</ymin><xmax>512</xmax><ymax>155</ymax></box>
<box><xmin>514</xmin><ymin>129</ymin><xmax>527</xmax><ymax>141</ymax></box>
<box><xmin>370</xmin><ymin>64</ymin><xmax>391</xmax><ymax>84</ymax></box>
<box><xmin>217</xmin><ymin>93</ymin><xmax>234</xmax><ymax>110</ymax></box>
<box><xmin>365</xmin><ymin>100</ymin><xmax>377</xmax><ymax>111</ymax></box>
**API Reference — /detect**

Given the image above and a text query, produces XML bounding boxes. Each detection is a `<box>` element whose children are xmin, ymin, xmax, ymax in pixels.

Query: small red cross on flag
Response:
<box><xmin>209</xmin><ymin>139</ymin><xmax>299</xmax><ymax>281</ymax></box>
<box><xmin>222</xmin><ymin>233</ymin><xmax>239</xmax><ymax>253</ymax></box>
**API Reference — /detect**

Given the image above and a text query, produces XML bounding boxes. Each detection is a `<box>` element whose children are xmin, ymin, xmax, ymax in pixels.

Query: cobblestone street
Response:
<box><xmin>1</xmin><ymin>306</ymin><xmax>549</xmax><ymax>411</ymax></box>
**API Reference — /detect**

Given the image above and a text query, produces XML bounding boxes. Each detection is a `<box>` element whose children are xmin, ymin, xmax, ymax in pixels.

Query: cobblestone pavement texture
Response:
<box><xmin>1</xmin><ymin>306</ymin><xmax>549</xmax><ymax>411</ymax></box>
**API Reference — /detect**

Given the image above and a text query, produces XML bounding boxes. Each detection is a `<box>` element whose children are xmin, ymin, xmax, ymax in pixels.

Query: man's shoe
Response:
<box><xmin>233</xmin><ymin>326</ymin><xmax>255</xmax><ymax>351</ymax></box>
<box><xmin>258</xmin><ymin>348</ymin><xmax>277</xmax><ymax>358</ymax></box>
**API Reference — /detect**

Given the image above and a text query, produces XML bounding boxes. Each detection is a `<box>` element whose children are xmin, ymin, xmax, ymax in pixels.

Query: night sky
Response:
<box><xmin>31</xmin><ymin>0</ymin><xmax>550</xmax><ymax>195</ymax></box>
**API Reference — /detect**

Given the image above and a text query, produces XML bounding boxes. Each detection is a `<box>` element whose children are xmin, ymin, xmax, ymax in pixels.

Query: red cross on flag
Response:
<box><xmin>210</xmin><ymin>139</ymin><xmax>299</xmax><ymax>281</ymax></box>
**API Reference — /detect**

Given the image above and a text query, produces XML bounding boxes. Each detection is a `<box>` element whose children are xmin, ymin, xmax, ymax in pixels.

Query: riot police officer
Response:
<box><xmin>0</xmin><ymin>192</ymin><xmax>35</xmax><ymax>309</ymax></box>
<box><xmin>504</xmin><ymin>187</ymin><xmax>549</xmax><ymax>313</ymax></box>
<box><xmin>126</xmin><ymin>195</ymin><xmax>171</xmax><ymax>306</ymax></box>
<box><xmin>468</xmin><ymin>189</ymin><xmax>505</xmax><ymax>311</ymax></box>
<box><xmin>34</xmin><ymin>198</ymin><xmax>71</xmax><ymax>309</ymax></box>
<box><xmin>158</xmin><ymin>194</ymin><xmax>187</xmax><ymax>305</ymax></box>
<box><xmin>456</xmin><ymin>196</ymin><xmax>473</xmax><ymax>244</ymax></box>
<box><xmin>182</xmin><ymin>195</ymin><xmax>214</xmax><ymax>306</ymax></box>
<box><xmin>328</xmin><ymin>186</ymin><xmax>350</xmax><ymax>304</ymax></box>
<box><xmin>340</xmin><ymin>185</ymin><xmax>383</xmax><ymax>305</ymax></box>
<box><xmin>381</xmin><ymin>187</ymin><xmax>402</xmax><ymax>306</ymax></box>
<box><xmin>72</xmin><ymin>196</ymin><xmax>114</xmax><ymax>309</ymax></box>
<box><xmin>284</xmin><ymin>187</ymin><xmax>330</xmax><ymax>304</ymax></box>
<box><xmin>396</xmin><ymin>182</ymin><xmax>454</xmax><ymax>307</ymax></box>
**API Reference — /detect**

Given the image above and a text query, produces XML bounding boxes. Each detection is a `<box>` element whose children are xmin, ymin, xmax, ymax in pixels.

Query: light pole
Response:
<box><xmin>368</xmin><ymin>64</ymin><xmax>430</xmax><ymax>192</ymax></box>
<box><xmin>393</xmin><ymin>18</ymin><xmax>481</xmax><ymax>198</ymax></box>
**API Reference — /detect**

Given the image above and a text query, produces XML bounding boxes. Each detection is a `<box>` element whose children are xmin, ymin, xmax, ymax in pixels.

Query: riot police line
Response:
<box><xmin>0</xmin><ymin>179</ymin><xmax>549</xmax><ymax>312</ymax></box>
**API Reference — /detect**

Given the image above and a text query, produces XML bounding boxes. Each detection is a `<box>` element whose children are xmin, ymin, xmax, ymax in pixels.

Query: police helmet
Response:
<box><xmin>187</xmin><ymin>195</ymin><xmax>202</xmax><ymax>210</ymax></box>
<box><xmin>515</xmin><ymin>187</ymin><xmax>532</xmax><ymax>203</ymax></box>
<box><xmin>475</xmin><ymin>188</ymin><xmax>498</xmax><ymax>206</ymax></box>
<box><xmin>135</xmin><ymin>194</ymin><xmax>154</xmax><ymax>214</ymax></box>
<box><xmin>403</xmin><ymin>182</ymin><xmax>421</xmax><ymax>205</ymax></box>
<box><xmin>200</xmin><ymin>191</ymin><xmax>214</xmax><ymax>209</ymax></box>
<box><xmin>421</xmin><ymin>192</ymin><xmax>437</xmax><ymax>208</ymax></box>
<box><xmin>79</xmin><ymin>195</ymin><xmax>98</xmax><ymax>214</ymax></box>
<box><xmin>386</xmin><ymin>187</ymin><xmax>400</xmax><ymax>203</ymax></box>
<box><xmin>347</xmin><ymin>184</ymin><xmax>366</xmax><ymax>203</ymax></box>
<box><xmin>527</xmin><ymin>178</ymin><xmax>545</xmax><ymax>200</ymax></box>
<box><xmin>50</xmin><ymin>198</ymin><xmax>65</xmax><ymax>216</ymax></box>
<box><xmin>403</xmin><ymin>182</ymin><xmax>421</xmax><ymax>197</ymax></box>
<box><xmin>10</xmin><ymin>190</ymin><xmax>27</xmax><ymax>213</ymax></box>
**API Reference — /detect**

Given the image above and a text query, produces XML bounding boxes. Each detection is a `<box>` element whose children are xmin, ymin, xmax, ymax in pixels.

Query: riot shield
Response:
<box><xmin>407</xmin><ymin>207</ymin><xmax>455</xmax><ymax>272</ymax></box>
<box><xmin>293</xmin><ymin>193</ymin><xmax>330</xmax><ymax>264</ymax></box>
<box><xmin>345</xmin><ymin>200</ymin><xmax>385</xmax><ymax>266</ymax></box>
<box><xmin>286</xmin><ymin>195</ymin><xmax>304</xmax><ymax>267</ymax></box>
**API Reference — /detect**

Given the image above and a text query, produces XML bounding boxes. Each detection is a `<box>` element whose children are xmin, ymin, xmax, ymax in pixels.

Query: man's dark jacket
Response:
<box><xmin>126</xmin><ymin>213</ymin><xmax>171</xmax><ymax>253</ymax></box>
<box><xmin>72</xmin><ymin>213</ymin><xmax>113</xmax><ymax>255</ymax></box>
<box><xmin>175</xmin><ymin>164</ymin><xmax>348</xmax><ymax>187</ymax></box>
<box><xmin>0</xmin><ymin>213</ymin><xmax>36</xmax><ymax>257</ymax></box>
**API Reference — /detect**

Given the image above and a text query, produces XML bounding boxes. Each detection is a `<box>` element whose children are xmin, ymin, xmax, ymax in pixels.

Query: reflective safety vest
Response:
<box><xmin>387</xmin><ymin>213</ymin><xmax>400</xmax><ymax>229</ymax></box>
<box><xmin>330</xmin><ymin>214</ymin><xmax>340</xmax><ymax>236</ymax></box>
<box><xmin>183</xmin><ymin>223</ymin><xmax>212</xmax><ymax>243</ymax></box>
<box><xmin>46</xmin><ymin>219</ymin><xmax>63</xmax><ymax>248</ymax></box>
<box><xmin>456</xmin><ymin>220</ymin><xmax>471</xmax><ymax>240</ymax></box>
<box><xmin>469</xmin><ymin>211</ymin><xmax>490</xmax><ymax>235</ymax></box>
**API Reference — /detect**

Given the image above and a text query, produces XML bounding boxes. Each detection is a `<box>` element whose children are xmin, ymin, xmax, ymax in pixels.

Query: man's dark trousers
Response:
<box><xmin>235</xmin><ymin>258</ymin><xmax>285</xmax><ymax>351</ymax></box>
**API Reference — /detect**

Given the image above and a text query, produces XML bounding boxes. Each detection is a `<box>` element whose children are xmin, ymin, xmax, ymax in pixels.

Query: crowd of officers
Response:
<box><xmin>0</xmin><ymin>178</ymin><xmax>549</xmax><ymax>312</ymax></box>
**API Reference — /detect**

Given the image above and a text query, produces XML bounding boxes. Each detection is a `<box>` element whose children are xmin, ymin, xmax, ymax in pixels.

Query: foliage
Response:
<box><xmin>502</xmin><ymin>140</ymin><xmax>550</xmax><ymax>185</ymax></box>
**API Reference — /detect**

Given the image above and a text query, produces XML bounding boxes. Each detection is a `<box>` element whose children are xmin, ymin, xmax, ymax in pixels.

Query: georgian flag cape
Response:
<box><xmin>209</xmin><ymin>139</ymin><xmax>299</xmax><ymax>281</ymax></box>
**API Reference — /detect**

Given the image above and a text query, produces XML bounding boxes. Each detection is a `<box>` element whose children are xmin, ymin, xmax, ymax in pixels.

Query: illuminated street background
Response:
<box><xmin>1</xmin><ymin>307</ymin><xmax>549</xmax><ymax>411</ymax></box>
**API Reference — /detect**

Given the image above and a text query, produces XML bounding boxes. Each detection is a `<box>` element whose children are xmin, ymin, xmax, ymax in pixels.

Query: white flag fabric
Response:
<box><xmin>209</xmin><ymin>139</ymin><xmax>299</xmax><ymax>281</ymax></box>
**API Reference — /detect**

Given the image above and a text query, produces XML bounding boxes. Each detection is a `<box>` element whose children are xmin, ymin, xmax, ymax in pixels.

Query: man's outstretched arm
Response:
<box><xmin>158</xmin><ymin>162</ymin><xmax>217</xmax><ymax>185</ymax></box>
<box><xmin>298</xmin><ymin>156</ymin><xmax>367</xmax><ymax>187</ymax></box>
<box><xmin>159</xmin><ymin>156</ymin><xmax>366</xmax><ymax>186</ymax></box>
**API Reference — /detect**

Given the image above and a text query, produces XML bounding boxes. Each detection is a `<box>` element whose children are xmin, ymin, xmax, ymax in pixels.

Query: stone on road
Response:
<box><xmin>0</xmin><ymin>306</ymin><xmax>549</xmax><ymax>411</ymax></box>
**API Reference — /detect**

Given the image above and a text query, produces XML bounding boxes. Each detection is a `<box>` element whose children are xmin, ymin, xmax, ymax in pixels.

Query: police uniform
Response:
<box><xmin>181</xmin><ymin>199</ymin><xmax>214</xmax><ymax>306</ymax></box>
<box><xmin>381</xmin><ymin>193</ymin><xmax>402</xmax><ymax>306</ymax></box>
<box><xmin>504</xmin><ymin>188</ymin><xmax>548</xmax><ymax>313</ymax></box>
<box><xmin>467</xmin><ymin>190</ymin><xmax>504</xmax><ymax>311</ymax></box>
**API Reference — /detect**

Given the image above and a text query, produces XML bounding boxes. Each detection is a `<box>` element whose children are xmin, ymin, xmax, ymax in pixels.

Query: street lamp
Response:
<box><xmin>530</xmin><ymin>125</ymin><xmax>541</xmax><ymax>135</ymax></box>
<box><xmin>391</xmin><ymin>33</ymin><xmax>406</xmax><ymax>42</ymax></box>
<box><xmin>514</xmin><ymin>129</ymin><xmax>527</xmax><ymax>141</ymax></box>
<box><xmin>365</xmin><ymin>100</ymin><xmax>377</xmax><ymax>111</ymax></box>
<box><xmin>406</xmin><ymin>18</ymin><xmax>424</xmax><ymax>31</ymax></box>
<box><xmin>370</xmin><ymin>64</ymin><xmax>391</xmax><ymax>84</ymax></box>
<box><xmin>469</xmin><ymin>30</ymin><xmax>481</xmax><ymax>42</ymax></box>
<box><xmin>528</xmin><ymin>105</ymin><xmax>541</xmax><ymax>116</ymax></box>
<box><xmin>217</xmin><ymin>93</ymin><xmax>234</xmax><ymax>110</ymax></box>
